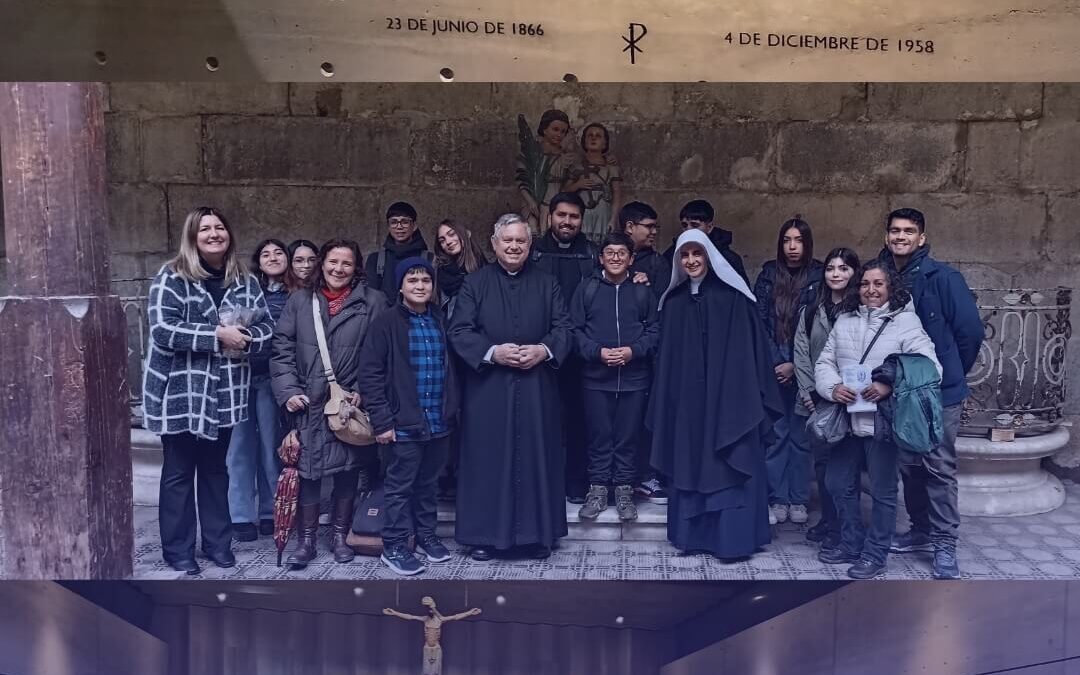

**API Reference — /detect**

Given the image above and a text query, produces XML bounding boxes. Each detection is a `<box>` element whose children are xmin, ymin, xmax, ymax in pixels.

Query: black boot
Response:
<box><xmin>330</xmin><ymin>495</ymin><xmax>356</xmax><ymax>563</ymax></box>
<box><xmin>286</xmin><ymin>502</ymin><xmax>320</xmax><ymax>569</ymax></box>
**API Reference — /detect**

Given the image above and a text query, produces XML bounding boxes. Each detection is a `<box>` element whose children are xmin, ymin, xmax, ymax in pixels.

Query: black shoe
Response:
<box><xmin>566</xmin><ymin>494</ymin><xmax>587</xmax><ymax>505</ymax></box>
<box><xmin>806</xmin><ymin>520</ymin><xmax>830</xmax><ymax>543</ymax></box>
<box><xmin>470</xmin><ymin>547</ymin><xmax>494</xmax><ymax>562</ymax></box>
<box><xmin>232</xmin><ymin>522</ymin><xmax>258</xmax><ymax>542</ymax></box>
<box><xmin>204</xmin><ymin>549</ymin><xmax>236</xmax><ymax>569</ymax></box>
<box><xmin>530</xmin><ymin>544</ymin><xmax>551</xmax><ymax>560</ymax></box>
<box><xmin>818</xmin><ymin>548</ymin><xmax>860</xmax><ymax>565</ymax></box>
<box><xmin>820</xmin><ymin>536</ymin><xmax>841</xmax><ymax>553</ymax></box>
<box><xmin>168</xmin><ymin>558</ymin><xmax>201</xmax><ymax>575</ymax></box>
<box><xmin>889</xmin><ymin>530</ymin><xmax>934</xmax><ymax>553</ymax></box>
<box><xmin>381</xmin><ymin>545</ymin><xmax>426</xmax><ymax>576</ymax></box>
<box><xmin>847</xmin><ymin>558</ymin><xmax>886</xmax><ymax>579</ymax></box>
<box><xmin>258</xmin><ymin>519</ymin><xmax>275</xmax><ymax>536</ymax></box>
<box><xmin>932</xmin><ymin>548</ymin><xmax>960</xmax><ymax>580</ymax></box>
<box><xmin>417</xmin><ymin>536</ymin><xmax>452</xmax><ymax>563</ymax></box>
<box><xmin>635</xmin><ymin>478</ymin><xmax>669</xmax><ymax>505</ymax></box>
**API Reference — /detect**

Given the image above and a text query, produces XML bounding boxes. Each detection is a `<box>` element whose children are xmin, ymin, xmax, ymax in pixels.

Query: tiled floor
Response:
<box><xmin>133</xmin><ymin>480</ymin><xmax>1080</xmax><ymax>581</ymax></box>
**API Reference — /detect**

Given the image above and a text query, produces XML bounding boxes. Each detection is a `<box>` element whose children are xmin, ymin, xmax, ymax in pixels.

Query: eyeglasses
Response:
<box><xmin>388</xmin><ymin>217</ymin><xmax>415</xmax><ymax>227</ymax></box>
<box><xmin>602</xmin><ymin>250</ymin><xmax>631</xmax><ymax>260</ymax></box>
<box><xmin>632</xmin><ymin>221</ymin><xmax>659</xmax><ymax>231</ymax></box>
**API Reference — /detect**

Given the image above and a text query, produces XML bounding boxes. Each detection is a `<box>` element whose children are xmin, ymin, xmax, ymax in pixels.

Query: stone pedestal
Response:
<box><xmin>132</xmin><ymin>429</ymin><xmax>163</xmax><ymax>507</ymax></box>
<box><xmin>957</xmin><ymin>427</ymin><xmax>1070</xmax><ymax>517</ymax></box>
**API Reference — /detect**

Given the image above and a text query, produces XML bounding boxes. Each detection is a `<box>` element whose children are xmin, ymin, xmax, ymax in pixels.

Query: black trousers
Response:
<box><xmin>159</xmin><ymin>429</ymin><xmax>233</xmax><ymax>562</ymax></box>
<box><xmin>561</xmin><ymin>361</ymin><xmax>589</xmax><ymax>498</ymax></box>
<box><xmin>380</xmin><ymin>436</ymin><xmax>450</xmax><ymax>547</ymax></box>
<box><xmin>583</xmin><ymin>388</ymin><xmax>647</xmax><ymax>486</ymax></box>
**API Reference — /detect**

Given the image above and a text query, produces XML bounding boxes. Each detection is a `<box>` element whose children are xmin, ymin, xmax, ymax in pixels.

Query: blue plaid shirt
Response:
<box><xmin>396</xmin><ymin>308</ymin><xmax>448</xmax><ymax>439</ymax></box>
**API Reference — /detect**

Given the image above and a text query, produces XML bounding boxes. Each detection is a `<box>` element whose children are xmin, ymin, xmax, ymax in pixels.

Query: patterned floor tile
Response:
<box><xmin>132</xmin><ymin>483</ymin><xmax>1080</xmax><ymax>581</ymax></box>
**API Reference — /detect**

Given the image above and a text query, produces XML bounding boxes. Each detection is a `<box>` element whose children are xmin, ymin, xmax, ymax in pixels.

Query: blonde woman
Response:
<box><xmin>143</xmin><ymin>206</ymin><xmax>274</xmax><ymax>575</ymax></box>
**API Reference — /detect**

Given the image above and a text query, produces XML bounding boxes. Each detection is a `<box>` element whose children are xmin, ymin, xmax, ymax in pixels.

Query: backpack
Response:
<box><xmin>581</xmin><ymin>276</ymin><xmax>653</xmax><ymax>324</ymax></box>
<box><xmin>375</xmin><ymin>248</ymin><xmax>436</xmax><ymax>284</ymax></box>
<box><xmin>890</xmin><ymin>354</ymin><xmax>945</xmax><ymax>454</ymax></box>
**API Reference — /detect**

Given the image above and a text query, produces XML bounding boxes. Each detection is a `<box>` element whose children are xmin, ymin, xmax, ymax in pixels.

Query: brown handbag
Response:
<box><xmin>312</xmin><ymin>293</ymin><xmax>376</xmax><ymax>446</ymax></box>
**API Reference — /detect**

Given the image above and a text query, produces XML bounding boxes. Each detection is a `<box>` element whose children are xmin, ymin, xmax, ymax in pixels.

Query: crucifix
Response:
<box><xmin>383</xmin><ymin>596</ymin><xmax>482</xmax><ymax>674</ymax></box>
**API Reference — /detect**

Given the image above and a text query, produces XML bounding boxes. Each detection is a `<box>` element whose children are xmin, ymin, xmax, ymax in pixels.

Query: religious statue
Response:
<box><xmin>562</xmin><ymin>122</ymin><xmax>623</xmax><ymax>245</ymax></box>
<box><xmin>383</xmin><ymin>596</ymin><xmax>482</xmax><ymax>675</ymax></box>
<box><xmin>515</xmin><ymin>109</ymin><xmax>576</xmax><ymax>233</ymax></box>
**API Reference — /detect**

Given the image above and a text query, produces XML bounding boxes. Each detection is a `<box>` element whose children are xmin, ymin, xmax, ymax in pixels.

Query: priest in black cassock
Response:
<box><xmin>530</xmin><ymin>192</ymin><xmax>600</xmax><ymax>503</ymax></box>
<box><xmin>648</xmin><ymin>228</ymin><xmax>785</xmax><ymax>560</ymax></box>
<box><xmin>448</xmin><ymin>213</ymin><xmax>573</xmax><ymax>561</ymax></box>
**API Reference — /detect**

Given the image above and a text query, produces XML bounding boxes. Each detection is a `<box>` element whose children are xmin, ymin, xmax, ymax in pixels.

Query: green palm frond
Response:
<box><xmin>515</xmin><ymin>113</ymin><xmax>553</xmax><ymax>202</ymax></box>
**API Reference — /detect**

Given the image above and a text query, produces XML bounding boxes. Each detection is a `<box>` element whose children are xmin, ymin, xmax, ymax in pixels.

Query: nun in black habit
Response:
<box><xmin>447</xmin><ymin>214</ymin><xmax>573</xmax><ymax>560</ymax></box>
<box><xmin>648</xmin><ymin>228</ymin><xmax>785</xmax><ymax>560</ymax></box>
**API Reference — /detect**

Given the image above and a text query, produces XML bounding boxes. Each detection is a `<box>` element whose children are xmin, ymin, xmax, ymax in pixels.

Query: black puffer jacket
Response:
<box><xmin>270</xmin><ymin>285</ymin><xmax>388</xmax><ymax>479</ymax></box>
<box><xmin>753</xmin><ymin>259</ymin><xmax>824</xmax><ymax>366</ymax></box>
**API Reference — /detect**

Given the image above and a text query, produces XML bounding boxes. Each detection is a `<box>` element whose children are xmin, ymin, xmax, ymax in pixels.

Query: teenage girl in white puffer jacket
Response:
<box><xmin>813</xmin><ymin>260</ymin><xmax>941</xmax><ymax>580</ymax></box>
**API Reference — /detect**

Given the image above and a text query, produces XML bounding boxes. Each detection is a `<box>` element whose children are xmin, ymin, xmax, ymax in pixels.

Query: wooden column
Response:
<box><xmin>0</xmin><ymin>82</ymin><xmax>132</xmax><ymax>579</ymax></box>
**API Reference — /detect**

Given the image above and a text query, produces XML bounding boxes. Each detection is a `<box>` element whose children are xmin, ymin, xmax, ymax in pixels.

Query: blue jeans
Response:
<box><xmin>826</xmin><ymin>435</ymin><xmax>900</xmax><ymax>565</ymax></box>
<box><xmin>765</xmin><ymin>385</ymin><xmax>811</xmax><ymax>506</ymax></box>
<box><xmin>226</xmin><ymin>374</ymin><xmax>283</xmax><ymax>524</ymax></box>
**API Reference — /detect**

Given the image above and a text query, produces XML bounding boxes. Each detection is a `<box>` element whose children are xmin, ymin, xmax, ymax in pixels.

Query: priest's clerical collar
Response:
<box><xmin>498</xmin><ymin>261</ymin><xmax>523</xmax><ymax>276</ymax></box>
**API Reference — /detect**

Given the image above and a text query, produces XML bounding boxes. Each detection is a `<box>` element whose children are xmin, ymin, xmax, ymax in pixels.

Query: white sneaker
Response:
<box><xmin>789</xmin><ymin>504</ymin><xmax>809</xmax><ymax>524</ymax></box>
<box><xmin>769</xmin><ymin>503</ymin><xmax>789</xmax><ymax>524</ymax></box>
<box><xmin>769</xmin><ymin>508</ymin><xmax>778</xmax><ymax>525</ymax></box>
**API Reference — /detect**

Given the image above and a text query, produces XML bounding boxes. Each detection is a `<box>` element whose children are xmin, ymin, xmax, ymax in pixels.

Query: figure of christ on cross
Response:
<box><xmin>383</xmin><ymin>596</ymin><xmax>482</xmax><ymax>675</ymax></box>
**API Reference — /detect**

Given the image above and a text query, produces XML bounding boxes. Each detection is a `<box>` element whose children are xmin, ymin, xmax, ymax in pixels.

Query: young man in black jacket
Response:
<box><xmin>663</xmin><ymin>199</ymin><xmax>748</xmax><ymax>284</ymax></box>
<box><xmin>570</xmin><ymin>232</ymin><xmax>660</xmax><ymax>522</ymax></box>
<box><xmin>357</xmin><ymin>256</ymin><xmax>460</xmax><ymax>576</ymax></box>
<box><xmin>364</xmin><ymin>202</ymin><xmax>434</xmax><ymax>301</ymax></box>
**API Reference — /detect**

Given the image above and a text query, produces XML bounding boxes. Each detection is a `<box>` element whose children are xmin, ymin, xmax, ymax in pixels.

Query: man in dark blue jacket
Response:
<box><xmin>570</xmin><ymin>232</ymin><xmax>660</xmax><ymax>523</ymax></box>
<box><xmin>879</xmin><ymin>208</ymin><xmax>984</xmax><ymax>580</ymax></box>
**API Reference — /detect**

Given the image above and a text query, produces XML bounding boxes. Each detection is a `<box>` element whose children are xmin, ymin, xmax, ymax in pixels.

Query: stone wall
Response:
<box><xmin>0</xmin><ymin>82</ymin><xmax>1078</xmax><ymax>415</ymax></box>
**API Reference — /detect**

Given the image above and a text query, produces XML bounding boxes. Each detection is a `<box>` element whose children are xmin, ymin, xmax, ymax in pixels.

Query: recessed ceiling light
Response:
<box><xmin>495</xmin><ymin>595</ymin><xmax>506</xmax><ymax>605</ymax></box>
<box><xmin>216</xmin><ymin>593</ymin><xmax>228</xmax><ymax>603</ymax></box>
<box><xmin>615</xmin><ymin>616</ymin><xmax>625</xmax><ymax>625</ymax></box>
<box><xmin>752</xmin><ymin>594</ymin><xmax>766</xmax><ymax>602</ymax></box>
<box><xmin>353</xmin><ymin>587</ymin><xmax>365</xmax><ymax>597</ymax></box>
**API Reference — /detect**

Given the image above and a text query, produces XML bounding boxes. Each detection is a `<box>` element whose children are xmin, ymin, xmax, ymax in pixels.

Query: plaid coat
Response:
<box><xmin>142</xmin><ymin>263</ymin><xmax>274</xmax><ymax>440</ymax></box>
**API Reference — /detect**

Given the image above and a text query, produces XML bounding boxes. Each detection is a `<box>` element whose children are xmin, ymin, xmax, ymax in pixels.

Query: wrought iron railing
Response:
<box><xmin>116</xmin><ymin>285</ymin><xmax>1073</xmax><ymax>436</ymax></box>
<box><xmin>961</xmin><ymin>288</ymin><xmax>1072</xmax><ymax>436</ymax></box>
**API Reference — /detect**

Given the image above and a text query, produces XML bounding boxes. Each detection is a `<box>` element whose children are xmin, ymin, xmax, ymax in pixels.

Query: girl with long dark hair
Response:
<box><xmin>753</xmin><ymin>217</ymin><xmax>824</xmax><ymax>526</ymax></box>
<box><xmin>225</xmin><ymin>238</ymin><xmax>290</xmax><ymax>541</ymax></box>
<box><xmin>434</xmin><ymin>219</ymin><xmax>488</xmax><ymax>319</ymax></box>
<box><xmin>285</xmin><ymin>239</ymin><xmax>319</xmax><ymax>292</ymax></box>
<box><xmin>792</xmin><ymin>247</ymin><xmax>860</xmax><ymax>550</ymax></box>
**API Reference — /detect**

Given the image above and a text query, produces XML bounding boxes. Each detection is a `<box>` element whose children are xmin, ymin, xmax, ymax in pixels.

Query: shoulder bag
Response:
<box><xmin>312</xmin><ymin>293</ymin><xmax>376</xmax><ymax>446</ymax></box>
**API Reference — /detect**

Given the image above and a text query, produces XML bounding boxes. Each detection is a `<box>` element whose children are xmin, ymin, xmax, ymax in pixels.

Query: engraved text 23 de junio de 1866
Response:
<box><xmin>385</xmin><ymin>17</ymin><xmax>544</xmax><ymax>38</ymax></box>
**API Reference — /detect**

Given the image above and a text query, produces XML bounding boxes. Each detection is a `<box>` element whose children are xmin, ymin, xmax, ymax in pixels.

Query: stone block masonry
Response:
<box><xmin>0</xmin><ymin>83</ymin><xmax>1077</xmax><ymax>418</ymax></box>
